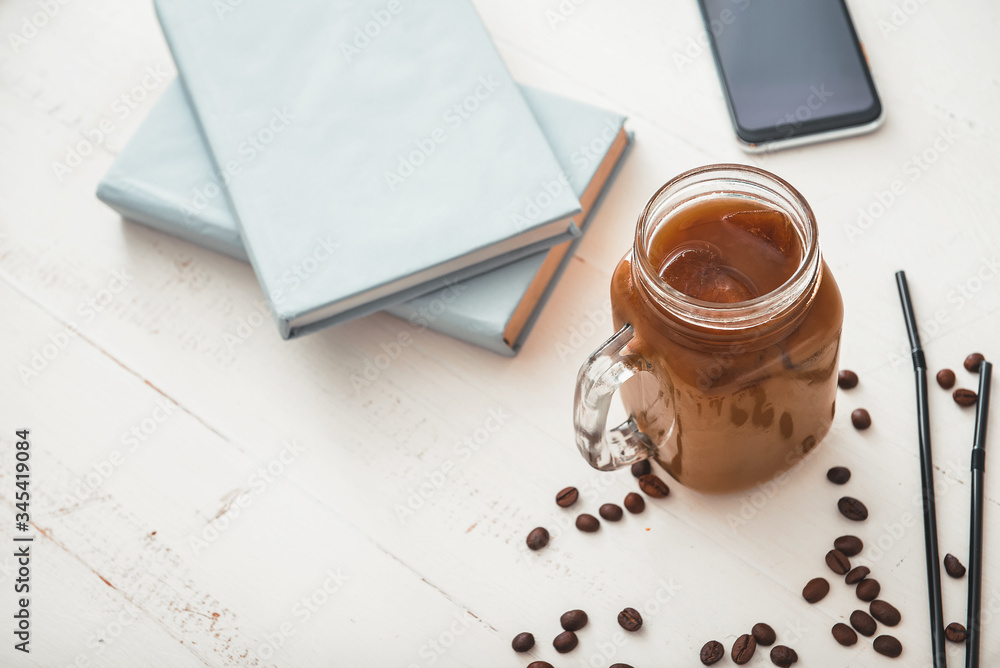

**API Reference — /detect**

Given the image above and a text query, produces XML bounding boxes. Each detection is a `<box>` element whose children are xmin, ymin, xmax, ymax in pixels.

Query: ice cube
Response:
<box><xmin>722</xmin><ymin>209</ymin><xmax>795</xmax><ymax>258</ymax></box>
<box><xmin>696</xmin><ymin>267</ymin><xmax>757</xmax><ymax>303</ymax></box>
<box><xmin>658</xmin><ymin>243</ymin><xmax>757</xmax><ymax>303</ymax></box>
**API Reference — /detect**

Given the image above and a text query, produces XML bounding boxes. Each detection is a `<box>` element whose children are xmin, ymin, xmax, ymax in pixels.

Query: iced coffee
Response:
<box><xmin>574</xmin><ymin>165</ymin><xmax>844</xmax><ymax>493</ymax></box>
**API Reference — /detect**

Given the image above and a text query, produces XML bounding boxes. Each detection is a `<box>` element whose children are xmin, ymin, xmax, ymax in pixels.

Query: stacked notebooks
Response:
<box><xmin>97</xmin><ymin>0</ymin><xmax>631</xmax><ymax>356</ymax></box>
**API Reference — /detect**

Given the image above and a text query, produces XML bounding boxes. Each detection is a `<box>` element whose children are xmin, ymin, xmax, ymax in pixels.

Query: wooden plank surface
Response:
<box><xmin>0</xmin><ymin>0</ymin><xmax>998</xmax><ymax>666</ymax></box>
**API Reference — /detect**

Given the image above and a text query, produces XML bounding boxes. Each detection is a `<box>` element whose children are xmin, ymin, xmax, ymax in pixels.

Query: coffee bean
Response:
<box><xmin>526</xmin><ymin>527</ymin><xmax>549</xmax><ymax>550</ymax></box>
<box><xmin>937</xmin><ymin>368</ymin><xmax>956</xmax><ymax>389</ymax></box>
<box><xmin>870</xmin><ymin>600</ymin><xmax>901</xmax><ymax>626</ymax></box>
<box><xmin>851</xmin><ymin>408</ymin><xmax>872</xmax><ymax>430</ymax></box>
<box><xmin>624</xmin><ymin>492</ymin><xmax>645</xmax><ymax>514</ymax></box>
<box><xmin>617</xmin><ymin>607</ymin><xmax>642</xmax><ymax>632</ymax></box>
<box><xmin>610</xmin><ymin>664</ymin><xmax>635</xmax><ymax>668</ymax></box>
<box><xmin>856</xmin><ymin>578</ymin><xmax>880</xmax><ymax>601</ymax></box>
<box><xmin>752</xmin><ymin>622</ymin><xmax>776</xmax><ymax>646</ymax></box>
<box><xmin>556</xmin><ymin>486</ymin><xmax>579</xmax><ymax>508</ymax></box>
<box><xmin>832</xmin><ymin>623</ymin><xmax>857</xmax><ymax>646</ymax></box>
<box><xmin>560</xmin><ymin>609</ymin><xmax>588</xmax><ymax>632</ymax></box>
<box><xmin>964</xmin><ymin>353</ymin><xmax>986</xmax><ymax>373</ymax></box>
<box><xmin>631</xmin><ymin>460</ymin><xmax>651</xmax><ymax>477</ymax></box>
<box><xmin>527</xmin><ymin>662</ymin><xmax>554</xmax><ymax>668</ymax></box>
<box><xmin>732</xmin><ymin>633</ymin><xmax>756</xmax><ymax>664</ymax></box>
<box><xmin>778</xmin><ymin>412</ymin><xmax>794</xmax><ymax>439</ymax></box>
<box><xmin>826</xmin><ymin>549</ymin><xmax>851</xmax><ymax>575</ymax></box>
<box><xmin>834</xmin><ymin>535</ymin><xmax>863</xmax><ymax>556</ymax></box>
<box><xmin>638</xmin><ymin>474</ymin><xmax>670</xmax><ymax>498</ymax></box>
<box><xmin>769</xmin><ymin>645</ymin><xmax>798</xmax><ymax>666</ymax></box>
<box><xmin>512</xmin><ymin>632</ymin><xmax>534</xmax><ymax>652</ymax></box>
<box><xmin>802</xmin><ymin>577</ymin><xmax>830</xmax><ymax>603</ymax></box>
<box><xmin>850</xmin><ymin>609</ymin><xmax>877</xmax><ymax>637</ymax></box>
<box><xmin>576</xmin><ymin>514</ymin><xmax>600</xmax><ymax>533</ymax></box>
<box><xmin>954</xmin><ymin>388</ymin><xmax>978</xmax><ymax>407</ymax></box>
<box><xmin>732</xmin><ymin>406</ymin><xmax>749</xmax><ymax>426</ymax></box>
<box><xmin>827</xmin><ymin>466</ymin><xmax>851</xmax><ymax>484</ymax></box>
<box><xmin>872</xmin><ymin>634</ymin><xmax>903</xmax><ymax>658</ymax></box>
<box><xmin>944</xmin><ymin>553</ymin><xmax>966</xmax><ymax>578</ymax></box>
<box><xmin>945</xmin><ymin>622</ymin><xmax>967</xmax><ymax>643</ymax></box>
<box><xmin>845</xmin><ymin>566</ymin><xmax>870</xmax><ymax>585</ymax></box>
<box><xmin>553</xmin><ymin>630</ymin><xmax>578</xmax><ymax>653</ymax></box>
<box><xmin>700</xmin><ymin>639</ymin><xmax>725</xmax><ymax>665</ymax></box>
<box><xmin>599</xmin><ymin>503</ymin><xmax>623</xmax><ymax>522</ymax></box>
<box><xmin>838</xmin><ymin>369</ymin><xmax>859</xmax><ymax>389</ymax></box>
<box><xmin>838</xmin><ymin>496</ymin><xmax>869</xmax><ymax>521</ymax></box>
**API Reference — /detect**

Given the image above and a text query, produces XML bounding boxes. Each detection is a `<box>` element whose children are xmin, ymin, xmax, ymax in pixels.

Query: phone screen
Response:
<box><xmin>698</xmin><ymin>0</ymin><xmax>882</xmax><ymax>146</ymax></box>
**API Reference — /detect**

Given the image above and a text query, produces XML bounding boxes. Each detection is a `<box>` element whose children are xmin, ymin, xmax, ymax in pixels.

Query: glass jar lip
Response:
<box><xmin>632</xmin><ymin>163</ymin><xmax>821</xmax><ymax>329</ymax></box>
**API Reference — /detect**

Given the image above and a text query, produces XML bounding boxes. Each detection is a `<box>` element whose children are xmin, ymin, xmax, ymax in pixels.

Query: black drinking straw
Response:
<box><xmin>967</xmin><ymin>360</ymin><xmax>992</xmax><ymax>668</ymax></box>
<box><xmin>895</xmin><ymin>270</ymin><xmax>947</xmax><ymax>668</ymax></box>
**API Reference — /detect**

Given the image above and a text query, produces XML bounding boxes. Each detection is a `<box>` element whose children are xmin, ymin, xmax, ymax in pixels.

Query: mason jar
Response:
<box><xmin>574</xmin><ymin>164</ymin><xmax>844</xmax><ymax>493</ymax></box>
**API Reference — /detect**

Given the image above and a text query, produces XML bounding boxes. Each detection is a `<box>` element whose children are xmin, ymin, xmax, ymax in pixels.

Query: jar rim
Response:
<box><xmin>632</xmin><ymin>163</ymin><xmax>822</xmax><ymax>332</ymax></box>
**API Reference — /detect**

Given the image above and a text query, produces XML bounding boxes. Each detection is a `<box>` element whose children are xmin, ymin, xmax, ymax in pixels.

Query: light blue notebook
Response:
<box><xmin>153</xmin><ymin>0</ymin><xmax>582</xmax><ymax>338</ymax></box>
<box><xmin>98</xmin><ymin>82</ymin><xmax>630</xmax><ymax>355</ymax></box>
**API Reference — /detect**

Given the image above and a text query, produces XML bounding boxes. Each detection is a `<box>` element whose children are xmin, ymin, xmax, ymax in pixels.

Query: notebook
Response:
<box><xmin>97</xmin><ymin>81</ymin><xmax>630</xmax><ymax>355</ymax></box>
<box><xmin>153</xmin><ymin>0</ymin><xmax>582</xmax><ymax>338</ymax></box>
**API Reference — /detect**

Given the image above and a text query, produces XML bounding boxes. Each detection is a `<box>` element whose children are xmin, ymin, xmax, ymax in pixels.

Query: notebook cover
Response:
<box><xmin>97</xmin><ymin>82</ymin><xmax>629</xmax><ymax>355</ymax></box>
<box><xmin>153</xmin><ymin>0</ymin><xmax>581</xmax><ymax>338</ymax></box>
<box><xmin>389</xmin><ymin>101</ymin><xmax>631</xmax><ymax>356</ymax></box>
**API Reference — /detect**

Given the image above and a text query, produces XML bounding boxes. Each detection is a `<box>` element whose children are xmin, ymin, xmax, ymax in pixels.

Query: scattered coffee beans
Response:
<box><xmin>945</xmin><ymin>622</ymin><xmax>967</xmax><ymax>643</ymax></box>
<box><xmin>752</xmin><ymin>622</ymin><xmax>776</xmax><ymax>646</ymax></box>
<box><xmin>599</xmin><ymin>503</ymin><xmax>624</xmax><ymax>522</ymax></box>
<box><xmin>838</xmin><ymin>496</ymin><xmax>869</xmax><ymax>521</ymax></box>
<box><xmin>631</xmin><ymin>460</ymin><xmax>651</xmax><ymax>477</ymax></box>
<box><xmin>732</xmin><ymin>634</ymin><xmax>756</xmax><ymax>664</ymax></box>
<box><xmin>850</xmin><ymin>609</ymin><xmax>877</xmax><ymax>637</ymax></box>
<box><xmin>953</xmin><ymin>388</ymin><xmax>978</xmax><ymax>407</ymax></box>
<box><xmin>556</xmin><ymin>486</ymin><xmax>579</xmax><ymax>508</ymax></box>
<box><xmin>827</xmin><ymin>466</ymin><xmax>851</xmax><ymax>484</ymax></box>
<box><xmin>769</xmin><ymin>645</ymin><xmax>798</xmax><ymax>666</ymax></box>
<box><xmin>526</xmin><ymin>527</ymin><xmax>549</xmax><ymax>550</ymax></box>
<box><xmin>835</xmin><ymin>535</ymin><xmax>863</xmax><ymax>556</ymax></box>
<box><xmin>576</xmin><ymin>514</ymin><xmax>600</xmax><ymax>533</ymax></box>
<box><xmin>802</xmin><ymin>577</ymin><xmax>830</xmax><ymax>603</ymax></box>
<box><xmin>700</xmin><ymin>640</ymin><xmax>725</xmax><ymax>665</ymax></box>
<box><xmin>624</xmin><ymin>492</ymin><xmax>645</xmax><ymax>514</ymax></box>
<box><xmin>826</xmin><ymin>549</ymin><xmax>851</xmax><ymax>575</ymax></box>
<box><xmin>638</xmin><ymin>474</ymin><xmax>670</xmax><ymax>498</ymax></box>
<box><xmin>553</xmin><ymin>630</ymin><xmax>578</xmax><ymax>653</ymax></box>
<box><xmin>845</xmin><ymin>566</ymin><xmax>870</xmax><ymax>585</ymax></box>
<box><xmin>937</xmin><ymin>368</ymin><xmax>956</xmax><ymax>389</ymax></box>
<box><xmin>560</xmin><ymin>609</ymin><xmax>588</xmax><ymax>632</ymax></box>
<box><xmin>944</xmin><ymin>553</ymin><xmax>966</xmax><ymax>578</ymax></box>
<box><xmin>873</xmin><ymin>634</ymin><xmax>903</xmax><ymax>658</ymax></box>
<box><xmin>838</xmin><ymin>370</ymin><xmax>859</xmax><ymax>389</ymax></box>
<box><xmin>617</xmin><ymin>607</ymin><xmax>643</xmax><ymax>632</ymax></box>
<box><xmin>851</xmin><ymin>408</ymin><xmax>872</xmax><ymax>430</ymax></box>
<box><xmin>512</xmin><ymin>632</ymin><xmax>535</xmax><ymax>652</ymax></box>
<box><xmin>964</xmin><ymin>353</ymin><xmax>986</xmax><ymax>373</ymax></box>
<box><xmin>832</xmin><ymin>622</ymin><xmax>858</xmax><ymax>646</ymax></box>
<box><xmin>527</xmin><ymin>662</ymin><xmax>554</xmax><ymax>668</ymax></box>
<box><xmin>870</xmin><ymin>600</ymin><xmax>901</xmax><ymax>626</ymax></box>
<box><xmin>856</xmin><ymin>578</ymin><xmax>881</xmax><ymax>602</ymax></box>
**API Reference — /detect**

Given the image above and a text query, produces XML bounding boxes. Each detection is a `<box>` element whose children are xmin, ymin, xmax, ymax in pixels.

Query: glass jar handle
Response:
<box><xmin>574</xmin><ymin>324</ymin><xmax>657</xmax><ymax>471</ymax></box>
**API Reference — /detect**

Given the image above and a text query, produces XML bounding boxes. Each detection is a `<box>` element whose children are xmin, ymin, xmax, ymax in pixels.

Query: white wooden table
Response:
<box><xmin>1</xmin><ymin>0</ymin><xmax>998</xmax><ymax>665</ymax></box>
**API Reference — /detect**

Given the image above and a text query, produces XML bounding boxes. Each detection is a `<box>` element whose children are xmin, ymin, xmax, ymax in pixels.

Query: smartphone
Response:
<box><xmin>697</xmin><ymin>0</ymin><xmax>884</xmax><ymax>152</ymax></box>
